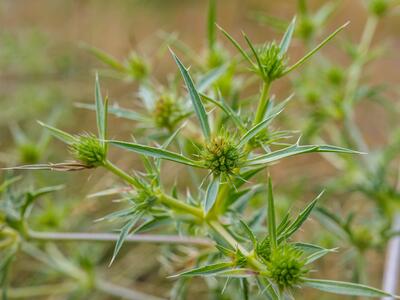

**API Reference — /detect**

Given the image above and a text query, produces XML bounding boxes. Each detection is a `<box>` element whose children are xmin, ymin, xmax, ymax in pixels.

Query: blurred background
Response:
<box><xmin>0</xmin><ymin>0</ymin><xmax>399</xmax><ymax>299</ymax></box>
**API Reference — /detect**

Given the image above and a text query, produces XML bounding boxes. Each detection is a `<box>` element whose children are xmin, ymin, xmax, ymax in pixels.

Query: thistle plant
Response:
<box><xmin>2</xmin><ymin>1</ymin><xmax>400</xmax><ymax>299</ymax></box>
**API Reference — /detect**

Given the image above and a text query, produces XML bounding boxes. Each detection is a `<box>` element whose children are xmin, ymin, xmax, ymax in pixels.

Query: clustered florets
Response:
<box><xmin>265</xmin><ymin>244</ymin><xmax>308</xmax><ymax>289</ymax></box>
<box><xmin>70</xmin><ymin>134</ymin><xmax>105</xmax><ymax>167</ymax></box>
<box><xmin>153</xmin><ymin>95</ymin><xmax>183</xmax><ymax>131</ymax></box>
<box><xmin>201</xmin><ymin>136</ymin><xmax>240</xmax><ymax>176</ymax></box>
<box><xmin>258</xmin><ymin>42</ymin><xmax>286</xmax><ymax>81</ymax></box>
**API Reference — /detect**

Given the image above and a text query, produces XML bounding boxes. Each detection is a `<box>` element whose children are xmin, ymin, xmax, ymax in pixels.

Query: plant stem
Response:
<box><xmin>27</xmin><ymin>230</ymin><xmax>211</xmax><ymax>246</ymax></box>
<box><xmin>253</xmin><ymin>81</ymin><xmax>271</xmax><ymax>126</ymax></box>
<box><xmin>103</xmin><ymin>159</ymin><xmax>144</xmax><ymax>190</ymax></box>
<box><xmin>342</xmin><ymin>16</ymin><xmax>378</xmax><ymax>166</ymax></box>
<box><xmin>156</xmin><ymin>192</ymin><xmax>204</xmax><ymax>219</ymax></box>
<box><xmin>104</xmin><ymin>159</ymin><xmax>204</xmax><ymax>219</ymax></box>
<box><xmin>7</xmin><ymin>282</ymin><xmax>76</xmax><ymax>299</ymax></box>
<box><xmin>208</xmin><ymin>220</ymin><xmax>266</xmax><ymax>271</ymax></box>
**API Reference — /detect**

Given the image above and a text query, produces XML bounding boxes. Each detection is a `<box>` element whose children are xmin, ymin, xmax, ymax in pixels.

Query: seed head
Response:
<box><xmin>258</xmin><ymin>42</ymin><xmax>286</xmax><ymax>81</ymax></box>
<box><xmin>153</xmin><ymin>95</ymin><xmax>184</xmax><ymax>130</ymax></box>
<box><xmin>70</xmin><ymin>134</ymin><xmax>106</xmax><ymax>167</ymax></box>
<box><xmin>266</xmin><ymin>244</ymin><xmax>308</xmax><ymax>289</ymax></box>
<box><xmin>201</xmin><ymin>136</ymin><xmax>240</xmax><ymax>176</ymax></box>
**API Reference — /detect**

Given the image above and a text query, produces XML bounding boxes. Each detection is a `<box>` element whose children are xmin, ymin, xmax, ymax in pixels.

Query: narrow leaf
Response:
<box><xmin>95</xmin><ymin>74</ymin><xmax>106</xmax><ymax>143</ymax></box>
<box><xmin>108</xmin><ymin>140</ymin><xmax>202</xmax><ymax>167</ymax></box>
<box><xmin>267</xmin><ymin>177</ymin><xmax>277</xmax><ymax>249</ymax></box>
<box><xmin>170</xmin><ymin>50</ymin><xmax>211</xmax><ymax>140</ymax></box>
<box><xmin>204</xmin><ymin>176</ymin><xmax>220</xmax><ymax>213</ymax></box>
<box><xmin>37</xmin><ymin>121</ymin><xmax>77</xmax><ymax>145</ymax></box>
<box><xmin>110</xmin><ymin>213</ymin><xmax>142</xmax><ymax>265</ymax></box>
<box><xmin>303</xmin><ymin>278</ymin><xmax>398</xmax><ymax>298</ymax></box>
<box><xmin>172</xmin><ymin>262</ymin><xmax>233</xmax><ymax>277</ymax></box>
<box><xmin>283</xmin><ymin>21</ymin><xmax>350</xmax><ymax>75</ymax></box>
<box><xmin>216</xmin><ymin>24</ymin><xmax>255</xmax><ymax>67</ymax></box>
<box><xmin>83</xmin><ymin>45</ymin><xmax>127</xmax><ymax>72</ymax></box>
<box><xmin>279</xmin><ymin>17</ymin><xmax>296</xmax><ymax>55</ymax></box>
<box><xmin>239</xmin><ymin>220</ymin><xmax>257</xmax><ymax>245</ymax></box>
<box><xmin>280</xmin><ymin>191</ymin><xmax>324</xmax><ymax>239</ymax></box>
<box><xmin>197</xmin><ymin>64</ymin><xmax>227</xmax><ymax>92</ymax></box>
<box><xmin>305</xmin><ymin>248</ymin><xmax>337</xmax><ymax>265</ymax></box>
<box><xmin>243</xmin><ymin>33</ymin><xmax>266</xmax><ymax>79</ymax></box>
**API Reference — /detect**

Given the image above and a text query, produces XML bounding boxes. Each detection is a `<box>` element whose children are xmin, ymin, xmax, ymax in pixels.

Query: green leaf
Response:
<box><xmin>283</xmin><ymin>21</ymin><xmax>349</xmax><ymax>75</ymax></box>
<box><xmin>37</xmin><ymin>121</ymin><xmax>77</xmax><ymax>145</ymax></box>
<box><xmin>216</xmin><ymin>24</ymin><xmax>255</xmax><ymax>67</ymax></box>
<box><xmin>279</xmin><ymin>16</ymin><xmax>296</xmax><ymax>56</ymax></box>
<box><xmin>75</xmin><ymin>102</ymin><xmax>149</xmax><ymax>122</ymax></box>
<box><xmin>200</xmin><ymin>93</ymin><xmax>245</xmax><ymax>130</ymax></box>
<box><xmin>246</xmin><ymin>143</ymin><xmax>361</xmax><ymax>166</ymax></box>
<box><xmin>108</xmin><ymin>140</ymin><xmax>202</xmax><ymax>167</ymax></box>
<box><xmin>170</xmin><ymin>50</ymin><xmax>211</xmax><ymax>140</ymax></box>
<box><xmin>110</xmin><ymin>213</ymin><xmax>143</xmax><ymax>265</ymax></box>
<box><xmin>95</xmin><ymin>74</ymin><xmax>107</xmax><ymax>147</ymax></box>
<box><xmin>267</xmin><ymin>177</ymin><xmax>277</xmax><ymax>249</ymax></box>
<box><xmin>207</xmin><ymin>0</ymin><xmax>217</xmax><ymax>51</ymax></box>
<box><xmin>243</xmin><ymin>33</ymin><xmax>266</xmax><ymax>79</ymax></box>
<box><xmin>204</xmin><ymin>176</ymin><xmax>220</xmax><ymax>213</ymax></box>
<box><xmin>197</xmin><ymin>64</ymin><xmax>227</xmax><ymax>92</ymax></box>
<box><xmin>303</xmin><ymin>278</ymin><xmax>398</xmax><ymax>298</ymax></box>
<box><xmin>305</xmin><ymin>248</ymin><xmax>337</xmax><ymax>265</ymax></box>
<box><xmin>279</xmin><ymin>191</ymin><xmax>324</xmax><ymax>240</ymax></box>
<box><xmin>238</xmin><ymin>111</ymin><xmax>282</xmax><ymax>148</ymax></box>
<box><xmin>172</xmin><ymin>262</ymin><xmax>233</xmax><ymax>277</ymax></box>
<box><xmin>239</xmin><ymin>220</ymin><xmax>257</xmax><ymax>245</ymax></box>
<box><xmin>83</xmin><ymin>44</ymin><xmax>127</xmax><ymax>72</ymax></box>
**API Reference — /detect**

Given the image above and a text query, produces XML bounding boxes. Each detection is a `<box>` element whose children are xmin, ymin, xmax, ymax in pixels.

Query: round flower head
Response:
<box><xmin>19</xmin><ymin>143</ymin><xmax>40</xmax><ymax>164</ymax></box>
<box><xmin>266</xmin><ymin>244</ymin><xmax>308</xmax><ymax>289</ymax></box>
<box><xmin>126</xmin><ymin>52</ymin><xmax>149</xmax><ymax>81</ymax></box>
<box><xmin>201</xmin><ymin>135</ymin><xmax>241</xmax><ymax>176</ymax></box>
<box><xmin>70</xmin><ymin>134</ymin><xmax>106</xmax><ymax>167</ymax></box>
<box><xmin>153</xmin><ymin>95</ymin><xmax>184</xmax><ymax>131</ymax></box>
<box><xmin>258</xmin><ymin>42</ymin><xmax>286</xmax><ymax>81</ymax></box>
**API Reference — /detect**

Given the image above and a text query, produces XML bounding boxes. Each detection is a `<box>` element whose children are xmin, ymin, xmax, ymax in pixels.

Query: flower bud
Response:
<box><xmin>258</xmin><ymin>42</ymin><xmax>286</xmax><ymax>81</ymax></box>
<box><xmin>70</xmin><ymin>134</ymin><xmax>106</xmax><ymax>167</ymax></box>
<box><xmin>126</xmin><ymin>52</ymin><xmax>149</xmax><ymax>81</ymax></box>
<box><xmin>368</xmin><ymin>0</ymin><xmax>389</xmax><ymax>17</ymax></box>
<box><xmin>153</xmin><ymin>95</ymin><xmax>184</xmax><ymax>130</ymax></box>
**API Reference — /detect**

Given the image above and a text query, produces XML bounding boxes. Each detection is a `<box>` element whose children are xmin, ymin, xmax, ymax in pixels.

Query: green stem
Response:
<box><xmin>157</xmin><ymin>192</ymin><xmax>204</xmax><ymax>219</ymax></box>
<box><xmin>7</xmin><ymin>282</ymin><xmax>76</xmax><ymax>299</ymax></box>
<box><xmin>103</xmin><ymin>160</ymin><xmax>144</xmax><ymax>190</ymax></box>
<box><xmin>208</xmin><ymin>220</ymin><xmax>266</xmax><ymax>271</ymax></box>
<box><xmin>342</xmin><ymin>16</ymin><xmax>378</xmax><ymax>167</ymax></box>
<box><xmin>27</xmin><ymin>230</ymin><xmax>211</xmax><ymax>246</ymax></box>
<box><xmin>253</xmin><ymin>81</ymin><xmax>271</xmax><ymax>126</ymax></box>
<box><xmin>104</xmin><ymin>160</ymin><xmax>203</xmax><ymax>219</ymax></box>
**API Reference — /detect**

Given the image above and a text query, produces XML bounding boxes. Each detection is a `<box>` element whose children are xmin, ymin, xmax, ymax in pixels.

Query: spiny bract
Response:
<box><xmin>70</xmin><ymin>134</ymin><xmax>105</xmax><ymax>167</ymax></box>
<box><xmin>265</xmin><ymin>244</ymin><xmax>308</xmax><ymax>289</ymax></box>
<box><xmin>258</xmin><ymin>42</ymin><xmax>286</xmax><ymax>81</ymax></box>
<box><xmin>153</xmin><ymin>95</ymin><xmax>183</xmax><ymax>130</ymax></box>
<box><xmin>201</xmin><ymin>136</ymin><xmax>241</xmax><ymax>176</ymax></box>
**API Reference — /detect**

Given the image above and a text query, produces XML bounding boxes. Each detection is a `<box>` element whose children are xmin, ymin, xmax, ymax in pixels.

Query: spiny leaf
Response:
<box><xmin>303</xmin><ymin>278</ymin><xmax>399</xmax><ymax>298</ymax></box>
<box><xmin>243</xmin><ymin>33</ymin><xmax>265</xmax><ymax>79</ymax></box>
<box><xmin>279</xmin><ymin>16</ymin><xmax>296</xmax><ymax>55</ymax></box>
<box><xmin>267</xmin><ymin>177</ymin><xmax>277</xmax><ymax>249</ymax></box>
<box><xmin>305</xmin><ymin>248</ymin><xmax>337</xmax><ymax>265</ymax></box>
<box><xmin>280</xmin><ymin>191</ymin><xmax>324</xmax><ymax>240</ymax></box>
<box><xmin>82</xmin><ymin>44</ymin><xmax>127</xmax><ymax>72</ymax></box>
<box><xmin>75</xmin><ymin>102</ymin><xmax>149</xmax><ymax>122</ymax></box>
<box><xmin>110</xmin><ymin>213</ymin><xmax>143</xmax><ymax>265</ymax></box>
<box><xmin>95</xmin><ymin>74</ymin><xmax>106</xmax><ymax>146</ymax></box>
<box><xmin>216</xmin><ymin>24</ymin><xmax>255</xmax><ymax>67</ymax></box>
<box><xmin>197</xmin><ymin>64</ymin><xmax>227</xmax><ymax>92</ymax></box>
<box><xmin>238</xmin><ymin>110</ymin><xmax>282</xmax><ymax>148</ymax></box>
<box><xmin>283</xmin><ymin>21</ymin><xmax>350</xmax><ymax>75</ymax></box>
<box><xmin>239</xmin><ymin>219</ymin><xmax>257</xmax><ymax>245</ymax></box>
<box><xmin>108</xmin><ymin>140</ymin><xmax>202</xmax><ymax>167</ymax></box>
<box><xmin>204</xmin><ymin>175</ymin><xmax>220</xmax><ymax>213</ymax></box>
<box><xmin>37</xmin><ymin>121</ymin><xmax>77</xmax><ymax>145</ymax></box>
<box><xmin>246</xmin><ymin>143</ymin><xmax>361</xmax><ymax>166</ymax></box>
<box><xmin>170</xmin><ymin>50</ymin><xmax>211</xmax><ymax>140</ymax></box>
<box><xmin>171</xmin><ymin>262</ymin><xmax>233</xmax><ymax>277</ymax></box>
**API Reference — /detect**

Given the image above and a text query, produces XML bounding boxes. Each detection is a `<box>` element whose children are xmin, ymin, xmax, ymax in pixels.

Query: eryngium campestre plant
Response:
<box><xmin>3</xmin><ymin>1</ymin><xmax>399</xmax><ymax>299</ymax></box>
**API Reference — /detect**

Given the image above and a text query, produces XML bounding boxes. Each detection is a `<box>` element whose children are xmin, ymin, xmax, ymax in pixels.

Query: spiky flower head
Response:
<box><xmin>19</xmin><ymin>143</ymin><xmax>40</xmax><ymax>164</ymax></box>
<box><xmin>368</xmin><ymin>0</ymin><xmax>389</xmax><ymax>16</ymax></box>
<box><xmin>201</xmin><ymin>135</ymin><xmax>241</xmax><ymax>176</ymax></box>
<box><xmin>126</xmin><ymin>52</ymin><xmax>149</xmax><ymax>81</ymax></box>
<box><xmin>153</xmin><ymin>95</ymin><xmax>184</xmax><ymax>131</ymax></box>
<box><xmin>70</xmin><ymin>134</ymin><xmax>105</xmax><ymax>167</ymax></box>
<box><xmin>258</xmin><ymin>42</ymin><xmax>286</xmax><ymax>81</ymax></box>
<box><xmin>265</xmin><ymin>244</ymin><xmax>308</xmax><ymax>289</ymax></box>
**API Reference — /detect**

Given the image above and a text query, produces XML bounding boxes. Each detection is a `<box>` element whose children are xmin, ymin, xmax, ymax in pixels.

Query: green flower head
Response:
<box><xmin>266</xmin><ymin>244</ymin><xmax>308</xmax><ymax>289</ymax></box>
<box><xmin>258</xmin><ymin>42</ymin><xmax>286</xmax><ymax>81</ymax></box>
<box><xmin>201</xmin><ymin>135</ymin><xmax>241</xmax><ymax>176</ymax></box>
<box><xmin>70</xmin><ymin>134</ymin><xmax>106</xmax><ymax>167</ymax></box>
<box><xmin>153</xmin><ymin>95</ymin><xmax>184</xmax><ymax>130</ymax></box>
